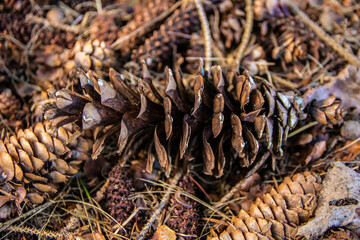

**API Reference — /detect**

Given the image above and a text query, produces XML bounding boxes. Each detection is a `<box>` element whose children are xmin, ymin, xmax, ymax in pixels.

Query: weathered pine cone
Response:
<box><xmin>208</xmin><ymin>171</ymin><xmax>322</xmax><ymax>240</ymax></box>
<box><xmin>33</xmin><ymin>39</ymin><xmax>116</xmax><ymax>89</ymax></box>
<box><xmin>165</xmin><ymin>175</ymin><xmax>200</xmax><ymax>239</ymax></box>
<box><xmin>45</xmin><ymin>63</ymin><xmax>304</xmax><ymax>177</ymax></box>
<box><xmin>0</xmin><ymin>120</ymin><xmax>93</xmax><ymax>219</ymax></box>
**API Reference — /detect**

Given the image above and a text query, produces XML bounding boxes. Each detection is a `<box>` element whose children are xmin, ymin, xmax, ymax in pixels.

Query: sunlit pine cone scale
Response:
<box><xmin>33</xmin><ymin>39</ymin><xmax>116</xmax><ymax>89</ymax></box>
<box><xmin>166</xmin><ymin>176</ymin><xmax>200</xmax><ymax>239</ymax></box>
<box><xmin>208</xmin><ymin>171</ymin><xmax>322</xmax><ymax>240</ymax></box>
<box><xmin>0</xmin><ymin>120</ymin><xmax>93</xmax><ymax>219</ymax></box>
<box><xmin>46</xmin><ymin>63</ymin><xmax>303</xmax><ymax>177</ymax></box>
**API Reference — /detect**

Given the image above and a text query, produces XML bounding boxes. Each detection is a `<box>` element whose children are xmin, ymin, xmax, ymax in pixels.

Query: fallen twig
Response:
<box><xmin>194</xmin><ymin>0</ymin><xmax>212</xmax><ymax>72</ymax></box>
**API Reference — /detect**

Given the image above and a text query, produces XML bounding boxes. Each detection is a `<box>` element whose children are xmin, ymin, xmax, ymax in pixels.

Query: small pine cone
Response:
<box><xmin>130</xmin><ymin>2</ymin><xmax>201</xmax><ymax>71</ymax></box>
<box><xmin>269</xmin><ymin>16</ymin><xmax>328</xmax><ymax>67</ymax></box>
<box><xmin>34</xmin><ymin>7</ymin><xmax>77</xmax><ymax>49</ymax></box>
<box><xmin>33</xmin><ymin>44</ymin><xmax>74</xmax><ymax>89</ymax></box>
<box><xmin>166</xmin><ymin>176</ymin><xmax>200</xmax><ymax>239</ymax></box>
<box><xmin>0</xmin><ymin>89</ymin><xmax>21</xmax><ymax>117</ymax></box>
<box><xmin>116</xmin><ymin>0</ymin><xmax>176</xmax><ymax>53</ymax></box>
<box><xmin>33</xmin><ymin>39</ymin><xmax>115</xmax><ymax>89</ymax></box>
<box><xmin>105</xmin><ymin>164</ymin><xmax>135</xmax><ymax>227</ymax></box>
<box><xmin>310</xmin><ymin>95</ymin><xmax>344</xmax><ymax>126</ymax></box>
<box><xmin>89</xmin><ymin>12</ymin><xmax>120</xmax><ymax>46</ymax></box>
<box><xmin>208</xmin><ymin>171</ymin><xmax>322</xmax><ymax>240</ymax></box>
<box><xmin>0</xmin><ymin>120</ymin><xmax>93</xmax><ymax>219</ymax></box>
<box><xmin>72</xmin><ymin>39</ymin><xmax>116</xmax><ymax>74</ymax></box>
<box><xmin>46</xmin><ymin>63</ymin><xmax>304</xmax><ymax>177</ymax></box>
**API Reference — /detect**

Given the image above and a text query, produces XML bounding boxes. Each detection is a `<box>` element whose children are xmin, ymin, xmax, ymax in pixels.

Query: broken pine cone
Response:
<box><xmin>208</xmin><ymin>171</ymin><xmax>321</xmax><ymax>240</ymax></box>
<box><xmin>45</xmin><ymin>62</ymin><xmax>304</xmax><ymax>178</ymax></box>
<box><xmin>33</xmin><ymin>39</ymin><xmax>116</xmax><ymax>89</ymax></box>
<box><xmin>0</xmin><ymin>120</ymin><xmax>93</xmax><ymax>219</ymax></box>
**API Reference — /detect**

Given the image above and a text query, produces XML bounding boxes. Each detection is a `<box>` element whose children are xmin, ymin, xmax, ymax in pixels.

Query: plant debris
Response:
<box><xmin>1</xmin><ymin>0</ymin><xmax>360</xmax><ymax>239</ymax></box>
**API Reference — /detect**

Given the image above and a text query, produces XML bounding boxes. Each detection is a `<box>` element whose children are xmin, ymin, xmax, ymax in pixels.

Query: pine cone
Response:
<box><xmin>0</xmin><ymin>0</ymin><xmax>34</xmax><ymax>43</ymax></box>
<box><xmin>45</xmin><ymin>63</ymin><xmax>304</xmax><ymax>177</ymax></box>
<box><xmin>33</xmin><ymin>39</ymin><xmax>116</xmax><ymax>89</ymax></box>
<box><xmin>254</xmin><ymin>0</ymin><xmax>341</xmax><ymax>86</ymax></box>
<box><xmin>182</xmin><ymin>33</ymin><xmax>204</xmax><ymax>73</ymax></box>
<box><xmin>165</xmin><ymin>176</ymin><xmax>200</xmax><ymax>239</ymax></box>
<box><xmin>0</xmin><ymin>120</ymin><xmax>93</xmax><ymax>219</ymax></box>
<box><xmin>309</xmin><ymin>95</ymin><xmax>344</xmax><ymax>126</ymax></box>
<box><xmin>130</xmin><ymin>2</ymin><xmax>202</xmax><ymax>71</ymax></box>
<box><xmin>217</xmin><ymin>0</ymin><xmax>245</xmax><ymax>51</ymax></box>
<box><xmin>105</xmin><ymin>164</ymin><xmax>135</xmax><ymax>224</ymax></box>
<box><xmin>116</xmin><ymin>0</ymin><xmax>176</xmax><ymax>54</ymax></box>
<box><xmin>0</xmin><ymin>89</ymin><xmax>21</xmax><ymax>117</ymax></box>
<box><xmin>208</xmin><ymin>171</ymin><xmax>322</xmax><ymax>240</ymax></box>
<box><xmin>89</xmin><ymin>12</ymin><xmax>120</xmax><ymax>46</ymax></box>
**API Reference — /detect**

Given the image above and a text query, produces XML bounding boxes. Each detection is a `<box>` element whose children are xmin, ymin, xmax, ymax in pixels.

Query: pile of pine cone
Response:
<box><xmin>1</xmin><ymin>0</ymin><xmax>360</xmax><ymax>239</ymax></box>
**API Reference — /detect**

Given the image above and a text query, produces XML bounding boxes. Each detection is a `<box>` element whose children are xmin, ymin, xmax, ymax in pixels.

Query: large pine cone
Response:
<box><xmin>208</xmin><ymin>171</ymin><xmax>321</xmax><ymax>240</ymax></box>
<box><xmin>0</xmin><ymin>120</ymin><xmax>93</xmax><ymax>219</ymax></box>
<box><xmin>45</xmin><ymin>63</ymin><xmax>303</xmax><ymax>177</ymax></box>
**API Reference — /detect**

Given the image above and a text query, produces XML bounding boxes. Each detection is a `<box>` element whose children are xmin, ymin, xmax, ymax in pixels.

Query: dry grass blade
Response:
<box><xmin>194</xmin><ymin>0</ymin><xmax>212</xmax><ymax>72</ymax></box>
<box><xmin>234</xmin><ymin>0</ymin><xmax>253</xmax><ymax>69</ymax></box>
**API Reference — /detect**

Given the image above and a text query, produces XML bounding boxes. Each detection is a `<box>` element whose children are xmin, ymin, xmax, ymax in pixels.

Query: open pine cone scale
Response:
<box><xmin>46</xmin><ymin>62</ymin><xmax>303</xmax><ymax>177</ymax></box>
